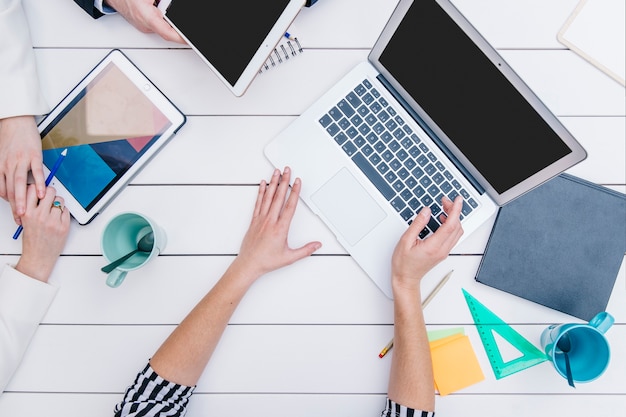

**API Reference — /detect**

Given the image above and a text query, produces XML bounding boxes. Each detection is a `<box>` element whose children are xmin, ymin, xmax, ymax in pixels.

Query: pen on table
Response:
<box><xmin>12</xmin><ymin>148</ymin><xmax>68</xmax><ymax>240</ymax></box>
<box><xmin>284</xmin><ymin>31</ymin><xmax>295</xmax><ymax>40</ymax></box>
<box><xmin>378</xmin><ymin>269</ymin><xmax>454</xmax><ymax>358</ymax></box>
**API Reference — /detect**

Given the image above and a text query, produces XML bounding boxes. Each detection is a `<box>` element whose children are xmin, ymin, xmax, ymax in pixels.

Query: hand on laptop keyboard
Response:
<box><xmin>392</xmin><ymin>195</ymin><xmax>464</xmax><ymax>281</ymax></box>
<box><xmin>320</xmin><ymin>78</ymin><xmax>479</xmax><ymax>240</ymax></box>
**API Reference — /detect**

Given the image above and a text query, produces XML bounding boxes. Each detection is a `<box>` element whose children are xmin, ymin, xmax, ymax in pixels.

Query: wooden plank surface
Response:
<box><xmin>6</xmin><ymin>324</ymin><xmax>626</xmax><ymax>394</ymax></box>
<box><xmin>0</xmin><ymin>0</ymin><xmax>624</xmax><ymax>415</ymax></box>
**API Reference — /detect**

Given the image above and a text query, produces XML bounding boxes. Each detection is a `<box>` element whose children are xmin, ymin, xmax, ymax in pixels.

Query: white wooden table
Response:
<box><xmin>1</xmin><ymin>0</ymin><xmax>624</xmax><ymax>415</ymax></box>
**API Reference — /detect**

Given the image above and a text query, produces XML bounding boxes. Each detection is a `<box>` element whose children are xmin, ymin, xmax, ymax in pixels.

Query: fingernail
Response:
<box><xmin>273</xmin><ymin>169</ymin><xmax>280</xmax><ymax>176</ymax></box>
<box><xmin>284</xmin><ymin>166</ymin><xmax>290</xmax><ymax>174</ymax></box>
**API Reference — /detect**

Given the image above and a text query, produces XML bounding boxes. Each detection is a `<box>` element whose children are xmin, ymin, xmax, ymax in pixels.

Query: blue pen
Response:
<box><xmin>284</xmin><ymin>32</ymin><xmax>295</xmax><ymax>40</ymax></box>
<box><xmin>12</xmin><ymin>148</ymin><xmax>68</xmax><ymax>239</ymax></box>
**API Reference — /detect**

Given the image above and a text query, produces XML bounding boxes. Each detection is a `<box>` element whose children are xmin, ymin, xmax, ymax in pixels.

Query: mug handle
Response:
<box><xmin>106</xmin><ymin>269</ymin><xmax>128</xmax><ymax>288</ymax></box>
<box><xmin>589</xmin><ymin>312</ymin><xmax>614</xmax><ymax>334</ymax></box>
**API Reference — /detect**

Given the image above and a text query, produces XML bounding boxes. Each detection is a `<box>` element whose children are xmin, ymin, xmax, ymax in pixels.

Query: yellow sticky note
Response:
<box><xmin>430</xmin><ymin>334</ymin><xmax>484</xmax><ymax>396</ymax></box>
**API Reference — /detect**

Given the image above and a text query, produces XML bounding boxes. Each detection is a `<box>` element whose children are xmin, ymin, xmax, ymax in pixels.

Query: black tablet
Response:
<box><xmin>157</xmin><ymin>0</ymin><xmax>305</xmax><ymax>96</ymax></box>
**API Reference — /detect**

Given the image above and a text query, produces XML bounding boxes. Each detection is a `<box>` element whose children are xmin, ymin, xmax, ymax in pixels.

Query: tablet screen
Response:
<box><xmin>166</xmin><ymin>1</ymin><xmax>292</xmax><ymax>86</ymax></box>
<box><xmin>41</xmin><ymin>61</ymin><xmax>173</xmax><ymax>212</ymax></box>
<box><xmin>162</xmin><ymin>0</ymin><xmax>301</xmax><ymax>95</ymax></box>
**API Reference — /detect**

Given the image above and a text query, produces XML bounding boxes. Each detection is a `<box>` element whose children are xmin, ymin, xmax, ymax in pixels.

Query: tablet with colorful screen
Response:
<box><xmin>39</xmin><ymin>49</ymin><xmax>186</xmax><ymax>225</ymax></box>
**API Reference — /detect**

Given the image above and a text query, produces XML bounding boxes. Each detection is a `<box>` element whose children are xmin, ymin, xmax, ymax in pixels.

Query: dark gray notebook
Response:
<box><xmin>475</xmin><ymin>173</ymin><xmax>626</xmax><ymax>321</ymax></box>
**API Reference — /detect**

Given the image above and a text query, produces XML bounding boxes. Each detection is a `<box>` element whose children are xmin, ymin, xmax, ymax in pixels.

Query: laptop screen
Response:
<box><xmin>375</xmin><ymin>0</ymin><xmax>583</xmax><ymax>199</ymax></box>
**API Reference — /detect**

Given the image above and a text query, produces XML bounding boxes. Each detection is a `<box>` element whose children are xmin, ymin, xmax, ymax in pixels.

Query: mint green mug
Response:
<box><xmin>101</xmin><ymin>212</ymin><xmax>167</xmax><ymax>288</ymax></box>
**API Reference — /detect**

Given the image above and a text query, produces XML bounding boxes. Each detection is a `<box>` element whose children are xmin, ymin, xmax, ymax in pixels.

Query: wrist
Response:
<box><xmin>392</xmin><ymin>275</ymin><xmax>422</xmax><ymax>299</ymax></box>
<box><xmin>393</xmin><ymin>286</ymin><xmax>422</xmax><ymax>311</ymax></box>
<box><xmin>0</xmin><ymin>115</ymin><xmax>35</xmax><ymax>130</ymax></box>
<box><xmin>15</xmin><ymin>257</ymin><xmax>52</xmax><ymax>283</ymax></box>
<box><xmin>226</xmin><ymin>257</ymin><xmax>263</xmax><ymax>287</ymax></box>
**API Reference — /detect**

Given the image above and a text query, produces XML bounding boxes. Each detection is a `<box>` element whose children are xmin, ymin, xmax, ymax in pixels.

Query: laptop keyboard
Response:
<box><xmin>318</xmin><ymin>78</ymin><xmax>478</xmax><ymax>239</ymax></box>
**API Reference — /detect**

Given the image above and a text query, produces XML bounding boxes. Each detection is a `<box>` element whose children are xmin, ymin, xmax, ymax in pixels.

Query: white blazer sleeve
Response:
<box><xmin>0</xmin><ymin>0</ymin><xmax>49</xmax><ymax>119</ymax></box>
<box><xmin>0</xmin><ymin>264</ymin><xmax>57</xmax><ymax>394</ymax></box>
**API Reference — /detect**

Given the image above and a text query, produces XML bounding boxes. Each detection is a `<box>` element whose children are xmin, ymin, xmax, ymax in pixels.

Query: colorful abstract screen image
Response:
<box><xmin>41</xmin><ymin>62</ymin><xmax>172</xmax><ymax>210</ymax></box>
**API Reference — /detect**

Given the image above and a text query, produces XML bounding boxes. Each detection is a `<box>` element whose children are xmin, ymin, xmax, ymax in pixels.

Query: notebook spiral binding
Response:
<box><xmin>258</xmin><ymin>37</ymin><xmax>303</xmax><ymax>73</ymax></box>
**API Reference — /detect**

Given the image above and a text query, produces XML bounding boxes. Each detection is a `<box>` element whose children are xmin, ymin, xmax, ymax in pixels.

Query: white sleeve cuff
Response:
<box><xmin>0</xmin><ymin>264</ymin><xmax>58</xmax><ymax>392</ymax></box>
<box><xmin>94</xmin><ymin>0</ymin><xmax>117</xmax><ymax>15</ymax></box>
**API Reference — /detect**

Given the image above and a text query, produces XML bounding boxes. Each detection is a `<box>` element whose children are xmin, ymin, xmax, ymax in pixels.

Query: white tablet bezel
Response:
<box><xmin>39</xmin><ymin>49</ymin><xmax>186</xmax><ymax>225</ymax></box>
<box><xmin>157</xmin><ymin>0</ymin><xmax>305</xmax><ymax>96</ymax></box>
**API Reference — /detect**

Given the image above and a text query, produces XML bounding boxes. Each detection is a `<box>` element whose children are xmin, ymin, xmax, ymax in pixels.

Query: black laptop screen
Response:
<box><xmin>378</xmin><ymin>0</ymin><xmax>572</xmax><ymax>194</ymax></box>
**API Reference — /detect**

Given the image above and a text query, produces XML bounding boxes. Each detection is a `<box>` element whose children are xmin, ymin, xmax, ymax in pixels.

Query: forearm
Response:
<box><xmin>387</xmin><ymin>285</ymin><xmax>435</xmax><ymax>411</ymax></box>
<box><xmin>149</xmin><ymin>260</ymin><xmax>259</xmax><ymax>387</ymax></box>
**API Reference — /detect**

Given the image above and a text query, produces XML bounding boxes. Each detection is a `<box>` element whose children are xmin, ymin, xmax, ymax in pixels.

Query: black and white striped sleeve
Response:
<box><xmin>113</xmin><ymin>362</ymin><xmax>195</xmax><ymax>417</ymax></box>
<box><xmin>381</xmin><ymin>397</ymin><xmax>435</xmax><ymax>417</ymax></box>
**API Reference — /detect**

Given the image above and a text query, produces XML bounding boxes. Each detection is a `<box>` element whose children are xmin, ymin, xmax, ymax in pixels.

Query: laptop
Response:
<box><xmin>264</xmin><ymin>0</ymin><xmax>587</xmax><ymax>299</ymax></box>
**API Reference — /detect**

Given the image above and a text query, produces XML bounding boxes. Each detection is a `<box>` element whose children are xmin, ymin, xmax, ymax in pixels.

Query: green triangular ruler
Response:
<box><xmin>462</xmin><ymin>289</ymin><xmax>548</xmax><ymax>379</ymax></box>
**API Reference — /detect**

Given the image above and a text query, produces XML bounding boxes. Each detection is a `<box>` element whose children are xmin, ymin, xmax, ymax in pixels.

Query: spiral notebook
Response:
<box><xmin>258</xmin><ymin>36</ymin><xmax>304</xmax><ymax>74</ymax></box>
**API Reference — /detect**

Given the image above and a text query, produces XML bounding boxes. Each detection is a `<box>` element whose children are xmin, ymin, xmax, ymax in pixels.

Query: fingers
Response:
<box><xmin>259</xmin><ymin>168</ymin><xmax>281</xmax><ymax>215</ymax></box>
<box><xmin>54</xmin><ymin>195</ymin><xmax>71</xmax><ymax>228</ymax></box>
<box><xmin>30</xmin><ymin>159</ymin><xmax>46</xmax><ymax>199</ymax></box>
<box><xmin>37</xmin><ymin>187</ymin><xmax>70</xmax><ymax>226</ymax></box>
<box><xmin>268</xmin><ymin>167</ymin><xmax>291</xmax><ymax>220</ymax></box>
<box><xmin>252</xmin><ymin>179</ymin><xmax>267</xmax><ymax>218</ymax></box>
<box><xmin>39</xmin><ymin>185</ymin><xmax>57</xmax><ymax>208</ymax></box>
<box><xmin>280</xmin><ymin>176</ymin><xmax>301</xmax><ymax>223</ymax></box>
<box><xmin>12</xmin><ymin>159</ymin><xmax>30</xmax><ymax>218</ymax></box>
<box><xmin>50</xmin><ymin>196</ymin><xmax>65</xmax><ymax>215</ymax></box>
<box><xmin>6</xmin><ymin>157</ymin><xmax>41</xmax><ymax>223</ymax></box>
<box><xmin>2</xmin><ymin>163</ymin><xmax>19</xmax><ymax>222</ymax></box>
<box><xmin>257</xmin><ymin>167</ymin><xmax>294</xmax><ymax>219</ymax></box>
<box><xmin>440</xmin><ymin>196</ymin><xmax>463</xmax><ymax>223</ymax></box>
<box><xmin>153</xmin><ymin>18</ymin><xmax>186</xmax><ymax>43</ymax></box>
<box><xmin>403</xmin><ymin>206</ymin><xmax>431</xmax><ymax>243</ymax></box>
<box><xmin>290</xmin><ymin>240</ymin><xmax>323</xmax><ymax>263</ymax></box>
<box><xmin>433</xmin><ymin>196</ymin><xmax>464</xmax><ymax>248</ymax></box>
<box><xmin>146</xmin><ymin>3</ymin><xmax>184</xmax><ymax>42</ymax></box>
<box><xmin>25</xmin><ymin>182</ymin><xmax>39</xmax><ymax>208</ymax></box>
<box><xmin>0</xmin><ymin>174</ymin><xmax>5</xmax><ymax>201</ymax></box>
<box><xmin>22</xmin><ymin>185</ymin><xmax>64</xmax><ymax>227</ymax></box>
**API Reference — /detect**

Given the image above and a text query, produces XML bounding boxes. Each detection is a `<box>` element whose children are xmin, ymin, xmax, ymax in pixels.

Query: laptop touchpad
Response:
<box><xmin>311</xmin><ymin>168</ymin><xmax>386</xmax><ymax>246</ymax></box>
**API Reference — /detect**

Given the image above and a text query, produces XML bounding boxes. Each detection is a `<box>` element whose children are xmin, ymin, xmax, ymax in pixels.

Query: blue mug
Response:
<box><xmin>540</xmin><ymin>312</ymin><xmax>613</xmax><ymax>384</ymax></box>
